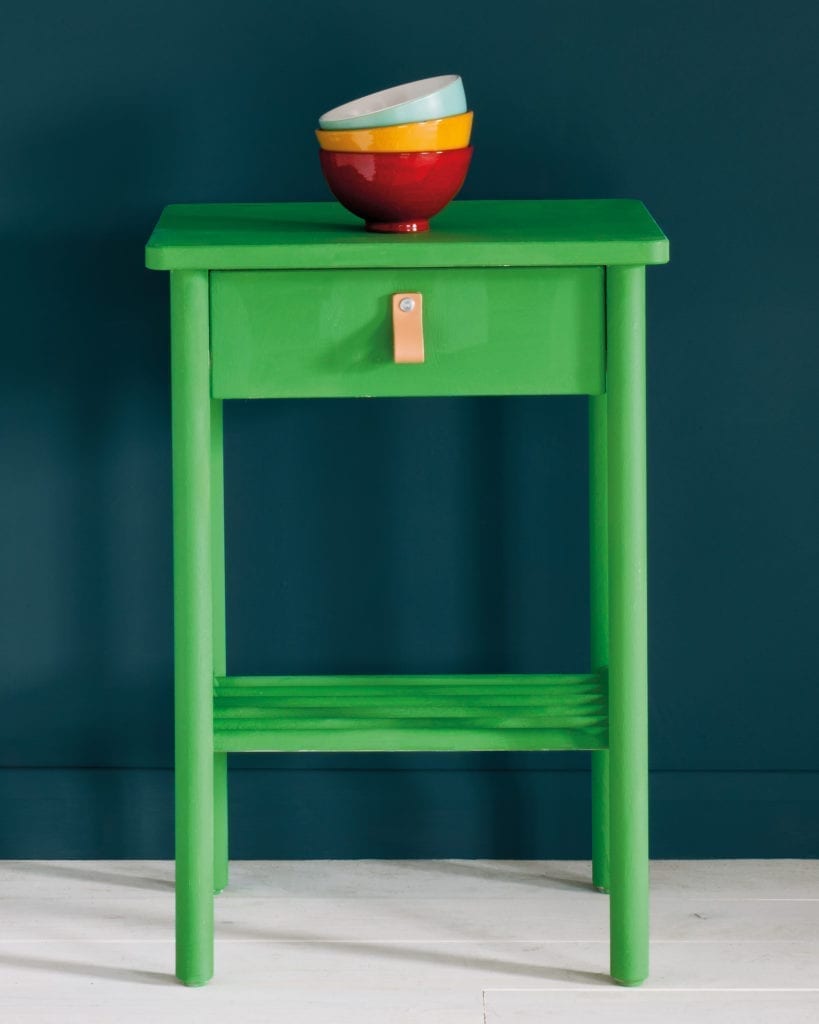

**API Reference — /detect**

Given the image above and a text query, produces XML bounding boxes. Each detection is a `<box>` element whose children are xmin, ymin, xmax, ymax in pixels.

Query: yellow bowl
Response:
<box><xmin>316</xmin><ymin>111</ymin><xmax>473</xmax><ymax>153</ymax></box>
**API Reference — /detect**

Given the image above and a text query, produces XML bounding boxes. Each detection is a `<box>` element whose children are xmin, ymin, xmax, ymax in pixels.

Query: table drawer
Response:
<box><xmin>210</xmin><ymin>267</ymin><xmax>605</xmax><ymax>399</ymax></box>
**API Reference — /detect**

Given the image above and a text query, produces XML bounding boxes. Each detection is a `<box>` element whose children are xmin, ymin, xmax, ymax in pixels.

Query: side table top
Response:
<box><xmin>145</xmin><ymin>199</ymin><xmax>669</xmax><ymax>271</ymax></box>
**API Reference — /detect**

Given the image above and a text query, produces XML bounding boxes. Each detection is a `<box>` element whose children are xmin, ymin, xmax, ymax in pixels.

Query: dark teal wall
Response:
<box><xmin>2</xmin><ymin>1</ymin><xmax>817</xmax><ymax>857</ymax></box>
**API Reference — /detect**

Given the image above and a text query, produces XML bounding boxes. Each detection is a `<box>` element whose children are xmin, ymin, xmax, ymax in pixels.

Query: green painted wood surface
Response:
<box><xmin>170</xmin><ymin>270</ymin><xmax>214</xmax><ymax>986</ymax></box>
<box><xmin>210</xmin><ymin>398</ymin><xmax>228</xmax><ymax>896</ymax></box>
<box><xmin>210</xmin><ymin>267</ymin><xmax>604</xmax><ymax>399</ymax></box>
<box><xmin>154</xmin><ymin>199</ymin><xmax>663</xmax><ymax>986</ymax></box>
<box><xmin>213</xmin><ymin>674</ymin><xmax>608</xmax><ymax>753</ymax></box>
<box><xmin>606</xmin><ymin>266</ymin><xmax>649</xmax><ymax>986</ymax></box>
<box><xmin>590</xmin><ymin>393</ymin><xmax>611</xmax><ymax>893</ymax></box>
<box><xmin>145</xmin><ymin>200</ymin><xmax>669</xmax><ymax>271</ymax></box>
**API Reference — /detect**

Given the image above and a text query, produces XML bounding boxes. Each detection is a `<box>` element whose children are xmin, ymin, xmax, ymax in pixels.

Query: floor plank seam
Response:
<box><xmin>4</xmin><ymin>938</ymin><xmax>819</xmax><ymax>945</ymax></box>
<box><xmin>484</xmin><ymin>987</ymin><xmax>819</xmax><ymax>993</ymax></box>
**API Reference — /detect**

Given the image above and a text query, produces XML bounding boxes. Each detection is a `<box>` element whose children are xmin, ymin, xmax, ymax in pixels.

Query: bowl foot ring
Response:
<box><xmin>366</xmin><ymin>219</ymin><xmax>430</xmax><ymax>233</ymax></box>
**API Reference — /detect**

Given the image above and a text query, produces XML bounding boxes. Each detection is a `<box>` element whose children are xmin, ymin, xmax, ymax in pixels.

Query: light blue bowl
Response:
<box><xmin>319</xmin><ymin>75</ymin><xmax>467</xmax><ymax>131</ymax></box>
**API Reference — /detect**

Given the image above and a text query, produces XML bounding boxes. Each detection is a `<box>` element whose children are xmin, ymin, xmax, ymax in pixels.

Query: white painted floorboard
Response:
<box><xmin>0</xmin><ymin>860</ymin><xmax>817</xmax><ymax>1023</ymax></box>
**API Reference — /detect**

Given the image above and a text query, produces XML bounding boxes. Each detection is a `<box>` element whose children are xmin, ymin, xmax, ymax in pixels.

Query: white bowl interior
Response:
<box><xmin>320</xmin><ymin>75</ymin><xmax>460</xmax><ymax>123</ymax></box>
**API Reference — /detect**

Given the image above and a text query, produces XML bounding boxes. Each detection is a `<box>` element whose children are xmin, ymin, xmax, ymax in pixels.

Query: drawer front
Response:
<box><xmin>210</xmin><ymin>267</ymin><xmax>604</xmax><ymax>399</ymax></box>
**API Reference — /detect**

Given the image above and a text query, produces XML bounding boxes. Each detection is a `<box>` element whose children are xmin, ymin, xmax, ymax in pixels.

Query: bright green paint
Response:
<box><xmin>154</xmin><ymin>200</ymin><xmax>666</xmax><ymax>987</ymax></box>
<box><xmin>213</xmin><ymin>673</ymin><xmax>608</xmax><ymax>753</ymax></box>
<box><xmin>590</xmin><ymin>394</ymin><xmax>611</xmax><ymax>894</ymax></box>
<box><xmin>607</xmin><ymin>266</ymin><xmax>650</xmax><ymax>986</ymax></box>
<box><xmin>210</xmin><ymin>268</ymin><xmax>604</xmax><ymax>399</ymax></box>
<box><xmin>210</xmin><ymin>398</ymin><xmax>229</xmax><ymax>896</ymax></box>
<box><xmin>145</xmin><ymin>199</ymin><xmax>669</xmax><ymax>271</ymax></box>
<box><xmin>170</xmin><ymin>270</ymin><xmax>214</xmax><ymax>986</ymax></box>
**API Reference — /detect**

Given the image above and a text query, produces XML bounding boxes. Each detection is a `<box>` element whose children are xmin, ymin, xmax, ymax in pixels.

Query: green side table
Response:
<box><xmin>145</xmin><ymin>199</ymin><xmax>669</xmax><ymax>987</ymax></box>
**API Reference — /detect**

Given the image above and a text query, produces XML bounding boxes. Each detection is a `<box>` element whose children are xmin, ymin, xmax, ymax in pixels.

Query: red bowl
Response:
<box><xmin>319</xmin><ymin>147</ymin><xmax>473</xmax><ymax>232</ymax></box>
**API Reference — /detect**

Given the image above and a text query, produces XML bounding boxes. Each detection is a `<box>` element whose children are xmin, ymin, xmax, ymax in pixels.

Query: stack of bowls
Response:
<box><xmin>316</xmin><ymin>75</ymin><xmax>473</xmax><ymax>233</ymax></box>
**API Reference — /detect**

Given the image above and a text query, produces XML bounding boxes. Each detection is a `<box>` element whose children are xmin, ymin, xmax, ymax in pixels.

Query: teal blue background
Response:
<box><xmin>1</xmin><ymin>1</ymin><xmax>817</xmax><ymax>857</ymax></box>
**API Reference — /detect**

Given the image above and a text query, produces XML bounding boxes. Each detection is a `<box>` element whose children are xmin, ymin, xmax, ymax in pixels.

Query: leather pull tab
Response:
<box><xmin>392</xmin><ymin>293</ymin><xmax>425</xmax><ymax>363</ymax></box>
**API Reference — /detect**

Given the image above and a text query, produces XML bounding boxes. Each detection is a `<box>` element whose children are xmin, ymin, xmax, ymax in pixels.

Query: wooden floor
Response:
<box><xmin>0</xmin><ymin>860</ymin><xmax>817</xmax><ymax>1022</ymax></box>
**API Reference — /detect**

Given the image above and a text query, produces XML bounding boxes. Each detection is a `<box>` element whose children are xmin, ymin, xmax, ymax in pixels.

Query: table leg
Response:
<box><xmin>606</xmin><ymin>265</ymin><xmax>649</xmax><ymax>986</ymax></box>
<box><xmin>589</xmin><ymin>395</ymin><xmax>610</xmax><ymax>893</ymax></box>
<box><xmin>171</xmin><ymin>270</ymin><xmax>215</xmax><ymax>986</ymax></box>
<box><xmin>213</xmin><ymin>753</ymin><xmax>228</xmax><ymax>894</ymax></box>
<box><xmin>211</xmin><ymin>397</ymin><xmax>229</xmax><ymax>895</ymax></box>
